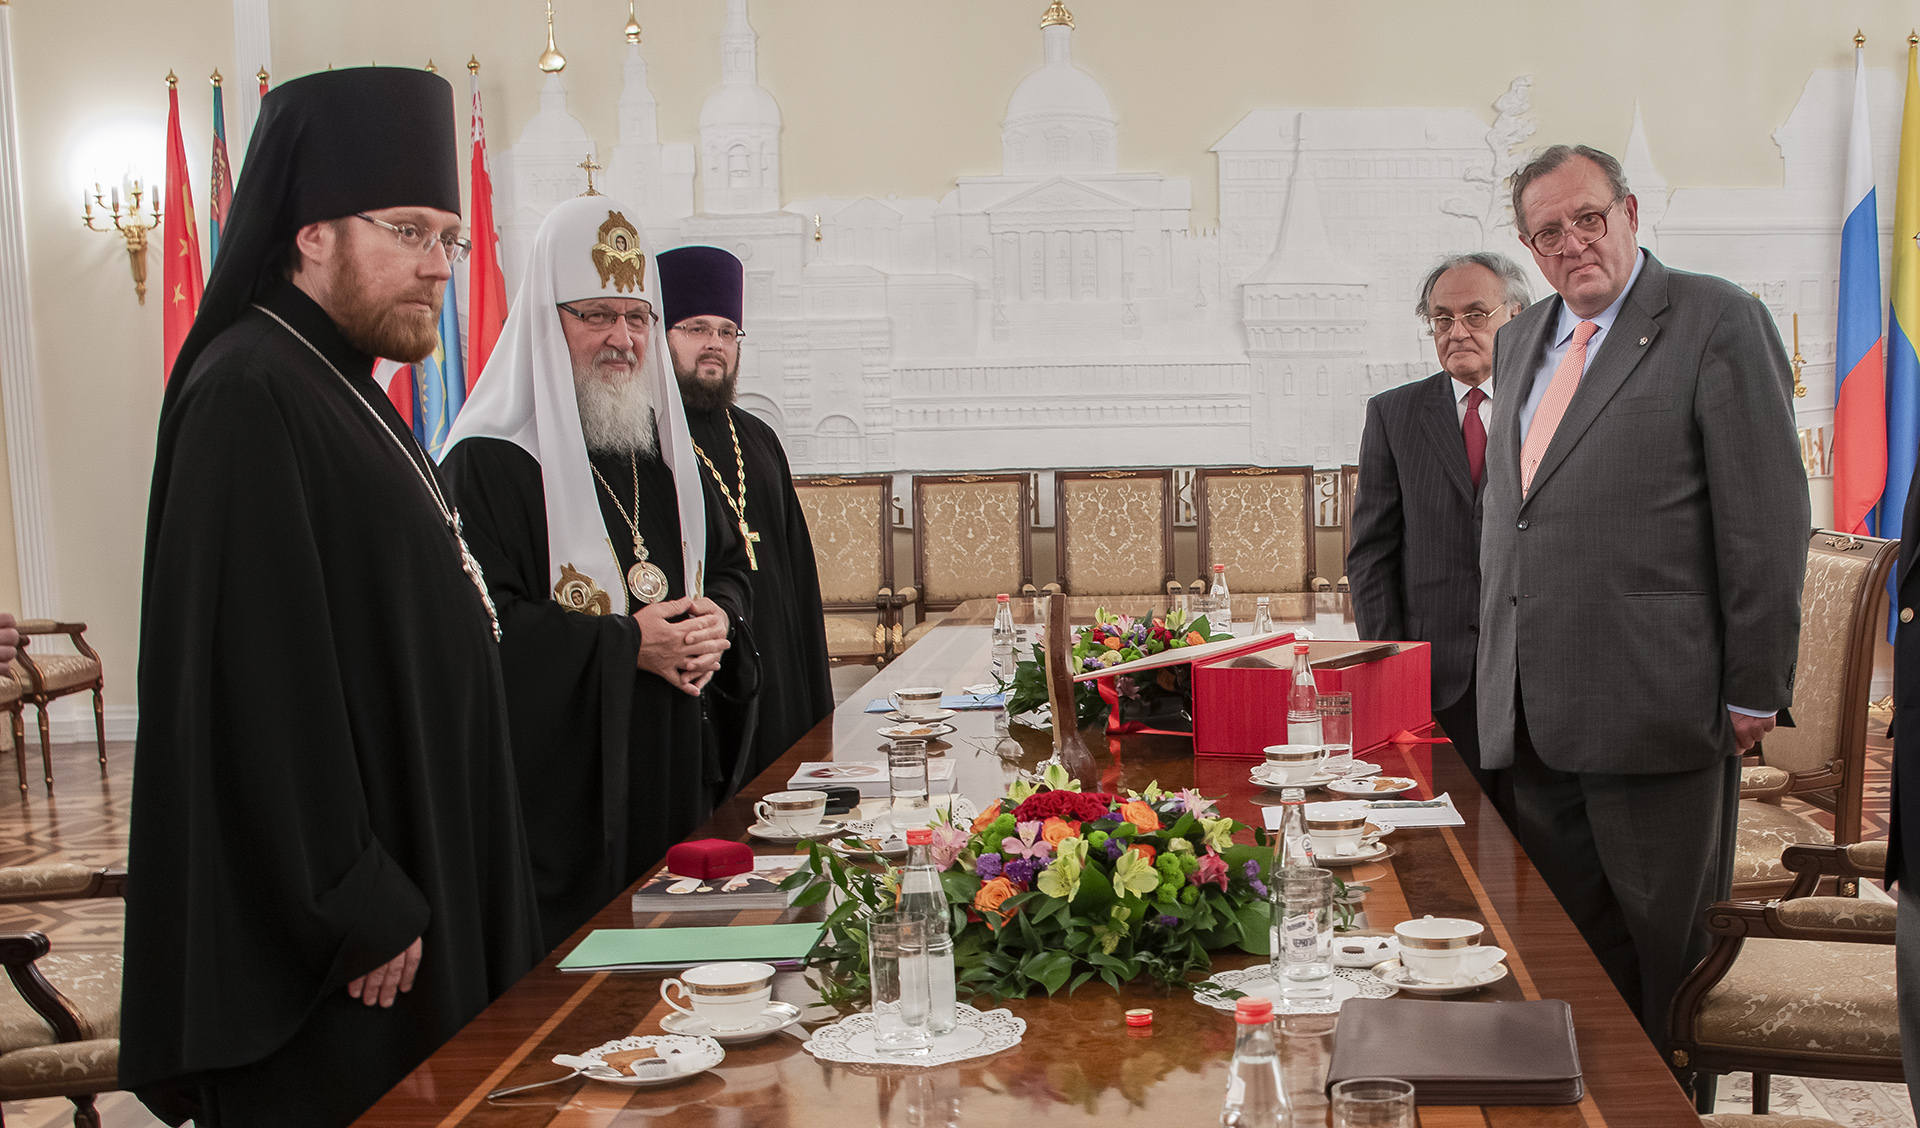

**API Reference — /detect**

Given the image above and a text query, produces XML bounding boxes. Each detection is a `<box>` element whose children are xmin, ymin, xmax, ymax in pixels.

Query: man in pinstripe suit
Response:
<box><xmin>1348</xmin><ymin>252</ymin><xmax>1530</xmax><ymax>820</ymax></box>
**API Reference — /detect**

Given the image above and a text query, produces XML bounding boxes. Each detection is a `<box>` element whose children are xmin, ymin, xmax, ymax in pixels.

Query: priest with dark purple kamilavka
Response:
<box><xmin>659</xmin><ymin>245</ymin><xmax>832</xmax><ymax>786</ymax></box>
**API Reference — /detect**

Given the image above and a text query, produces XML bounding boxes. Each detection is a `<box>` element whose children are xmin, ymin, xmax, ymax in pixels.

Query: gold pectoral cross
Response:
<box><xmin>739</xmin><ymin>519</ymin><xmax>761</xmax><ymax>570</ymax></box>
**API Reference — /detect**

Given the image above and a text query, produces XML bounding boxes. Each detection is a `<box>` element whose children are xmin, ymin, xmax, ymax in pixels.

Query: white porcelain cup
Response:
<box><xmin>1393</xmin><ymin>916</ymin><xmax>1506</xmax><ymax>984</ymax></box>
<box><xmin>1261</xmin><ymin>744</ymin><xmax>1329</xmax><ymax>784</ymax></box>
<box><xmin>754</xmin><ymin>790</ymin><xmax>827</xmax><ymax>834</ymax></box>
<box><xmin>660</xmin><ymin>961</ymin><xmax>776</xmax><ymax>1032</ymax></box>
<box><xmin>889</xmin><ymin>687</ymin><xmax>946</xmax><ymax>719</ymax></box>
<box><xmin>1305</xmin><ymin>800</ymin><xmax>1370</xmax><ymax>857</ymax></box>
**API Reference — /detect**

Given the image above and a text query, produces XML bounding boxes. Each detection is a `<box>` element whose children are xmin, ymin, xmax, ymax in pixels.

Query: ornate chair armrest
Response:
<box><xmin>1336</xmin><ymin>575</ymin><xmax>1350</xmax><ymax>592</ymax></box>
<box><xmin>1165</xmin><ymin>581</ymin><xmax>1182</xmax><ymax>598</ymax></box>
<box><xmin>0</xmin><ymin>931</ymin><xmax>83</xmax><ymax>1042</ymax></box>
<box><xmin>874</xmin><ymin>587</ymin><xmax>893</xmax><ymax>610</ymax></box>
<box><xmin>892</xmin><ymin>586</ymin><xmax>919</xmax><ymax>607</ymax></box>
<box><xmin>1041</xmin><ymin>582</ymin><xmax>1062</xmax><ymax>596</ymax></box>
<box><xmin>0</xmin><ymin>865</ymin><xmax>125</xmax><ymax>904</ymax></box>
<box><xmin>1768</xmin><ymin>895</ymin><xmax>1895</xmax><ymax>942</ymax></box>
<box><xmin>12</xmin><ymin>620</ymin><xmax>59</xmax><ymax>635</ymax></box>
<box><xmin>1783</xmin><ymin>842</ymin><xmax>1885</xmax><ymax>898</ymax></box>
<box><xmin>1739</xmin><ymin>764</ymin><xmax>1793</xmax><ymax>801</ymax></box>
<box><xmin>1187</xmin><ymin>579</ymin><xmax>1206</xmax><ymax>595</ymax></box>
<box><xmin>1020</xmin><ymin>584</ymin><xmax>1038</xmax><ymax>597</ymax></box>
<box><xmin>1312</xmin><ymin>577</ymin><xmax>1332</xmax><ymax>592</ymax></box>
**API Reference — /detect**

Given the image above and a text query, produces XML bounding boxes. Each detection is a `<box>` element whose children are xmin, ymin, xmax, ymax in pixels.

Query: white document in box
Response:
<box><xmin>786</xmin><ymin>759</ymin><xmax>955</xmax><ymax>797</ymax></box>
<box><xmin>1364</xmin><ymin>792</ymin><xmax>1465</xmax><ymax>829</ymax></box>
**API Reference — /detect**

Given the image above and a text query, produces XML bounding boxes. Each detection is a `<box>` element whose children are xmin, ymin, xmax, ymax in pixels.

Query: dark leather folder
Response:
<box><xmin>1324</xmin><ymin>998</ymin><xmax>1584</xmax><ymax>1105</ymax></box>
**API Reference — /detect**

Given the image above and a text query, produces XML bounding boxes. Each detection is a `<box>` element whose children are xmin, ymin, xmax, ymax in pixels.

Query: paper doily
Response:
<box><xmin>1190</xmin><ymin>963</ymin><xmax>1396</xmax><ymax>1015</ymax></box>
<box><xmin>803</xmin><ymin>1003</ymin><xmax>1025</xmax><ymax>1068</ymax></box>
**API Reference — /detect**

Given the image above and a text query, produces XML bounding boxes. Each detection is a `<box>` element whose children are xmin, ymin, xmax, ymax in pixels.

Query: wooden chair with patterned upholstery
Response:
<box><xmin>1052</xmin><ymin>469</ymin><xmax>1174</xmax><ymax>598</ymax></box>
<box><xmin>13</xmin><ymin>622</ymin><xmax>106</xmax><ymax>791</ymax></box>
<box><xmin>1732</xmin><ymin>530</ymin><xmax>1895</xmax><ymax>899</ymax></box>
<box><xmin>794</xmin><ymin>474</ymin><xmax>896</xmax><ymax>668</ymax></box>
<box><xmin>1669</xmin><ymin>841</ymin><xmax>1895</xmax><ymax>1115</ymax></box>
<box><xmin>1338</xmin><ymin>464</ymin><xmax>1359</xmax><ymax>591</ymax></box>
<box><xmin>898</xmin><ymin>473</ymin><xmax>1033</xmax><ymax>652</ymax></box>
<box><xmin>1194</xmin><ymin>466</ymin><xmax>1316</xmax><ymax>595</ymax></box>
<box><xmin>0</xmin><ymin>675</ymin><xmax>27</xmax><ymax>796</ymax></box>
<box><xmin>0</xmin><ymin>864</ymin><xmax>126</xmax><ymax>1127</ymax></box>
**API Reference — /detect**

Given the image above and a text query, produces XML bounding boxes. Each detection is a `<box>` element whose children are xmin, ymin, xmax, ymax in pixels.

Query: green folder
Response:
<box><xmin>557</xmin><ymin>923</ymin><xmax>825</xmax><ymax>972</ymax></box>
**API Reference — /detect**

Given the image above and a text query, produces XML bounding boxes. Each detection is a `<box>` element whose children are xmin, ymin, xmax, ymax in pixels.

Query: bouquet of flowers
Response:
<box><xmin>785</xmin><ymin>769</ymin><xmax>1272</xmax><ymax>1004</ymax></box>
<box><xmin>1004</xmin><ymin>606</ymin><xmax>1223</xmax><ymax>730</ymax></box>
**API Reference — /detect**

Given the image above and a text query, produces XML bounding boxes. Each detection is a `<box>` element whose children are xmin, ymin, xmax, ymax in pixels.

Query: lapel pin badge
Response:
<box><xmin>1639</xmin><ymin>336</ymin><xmax>1649</xmax><ymax>346</ymax></box>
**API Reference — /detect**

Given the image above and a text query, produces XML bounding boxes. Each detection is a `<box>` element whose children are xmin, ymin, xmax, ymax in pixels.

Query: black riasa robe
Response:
<box><xmin>440</xmin><ymin>436</ymin><xmax>755</xmax><ymax>953</ymax></box>
<box><xmin>123</xmin><ymin>283</ymin><xmax>543</xmax><ymax>1127</ymax></box>
<box><xmin>684</xmin><ymin>405</ymin><xmax>833</xmax><ymax>784</ymax></box>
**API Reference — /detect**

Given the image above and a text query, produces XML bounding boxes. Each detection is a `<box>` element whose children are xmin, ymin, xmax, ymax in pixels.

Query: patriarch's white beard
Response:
<box><xmin>573</xmin><ymin>349</ymin><xmax>656</xmax><ymax>456</ymax></box>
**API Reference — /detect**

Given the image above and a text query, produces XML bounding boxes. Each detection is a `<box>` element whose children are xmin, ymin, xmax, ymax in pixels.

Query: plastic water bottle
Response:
<box><xmin>1277</xmin><ymin>787</ymin><xmax>1316</xmax><ymax>871</ymax></box>
<box><xmin>1207</xmin><ymin>564</ymin><xmax>1234</xmax><ymax>636</ymax></box>
<box><xmin>1220</xmin><ymin>995</ymin><xmax>1291</xmax><ymax>1127</ymax></box>
<box><xmin>991</xmin><ymin>594</ymin><xmax>1016</xmax><ymax>682</ymax></box>
<box><xmin>1252</xmin><ymin>595</ymin><xmax>1274</xmax><ymax>636</ymax></box>
<box><xmin>900</xmin><ymin>828</ymin><xmax>957</xmax><ymax>1036</ymax></box>
<box><xmin>1286</xmin><ymin>643</ymin><xmax>1322</xmax><ymax>746</ymax></box>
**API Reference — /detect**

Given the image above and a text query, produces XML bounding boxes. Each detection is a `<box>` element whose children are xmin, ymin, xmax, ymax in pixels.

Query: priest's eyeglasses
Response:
<box><xmin>1523</xmin><ymin>198</ymin><xmax>1621</xmax><ymax>257</ymax></box>
<box><xmin>1425</xmin><ymin>310</ymin><xmax>1502</xmax><ymax>336</ymax></box>
<box><xmin>353</xmin><ymin>213</ymin><xmax>472</xmax><ymax>263</ymax></box>
<box><xmin>669</xmin><ymin>322</ymin><xmax>746</xmax><ymax>344</ymax></box>
<box><xmin>558</xmin><ymin>303</ymin><xmax>659</xmax><ymax>332</ymax></box>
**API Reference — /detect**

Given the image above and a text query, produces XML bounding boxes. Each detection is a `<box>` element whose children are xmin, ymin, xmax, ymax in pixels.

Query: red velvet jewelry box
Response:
<box><xmin>665</xmin><ymin>838</ymin><xmax>754</xmax><ymax>879</ymax></box>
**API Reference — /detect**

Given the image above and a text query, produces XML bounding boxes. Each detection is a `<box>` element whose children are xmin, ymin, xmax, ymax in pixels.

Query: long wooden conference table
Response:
<box><xmin>358</xmin><ymin>594</ymin><xmax>1702</xmax><ymax>1126</ymax></box>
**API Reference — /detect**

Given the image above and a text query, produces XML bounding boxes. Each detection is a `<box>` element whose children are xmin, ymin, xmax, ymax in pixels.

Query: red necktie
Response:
<box><xmin>1463</xmin><ymin>386</ymin><xmax>1488</xmax><ymax>490</ymax></box>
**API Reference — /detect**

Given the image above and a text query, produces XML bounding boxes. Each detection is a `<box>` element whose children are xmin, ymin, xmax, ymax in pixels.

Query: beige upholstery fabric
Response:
<box><xmin>918</xmin><ymin>482</ymin><xmax>1024</xmax><ymax>604</ymax></box>
<box><xmin>0</xmin><ymin>952</ymin><xmax>121</xmax><ymax>1052</ymax></box>
<box><xmin>1772</xmin><ymin>896</ymin><xmax>1895</xmax><ymax>936</ymax></box>
<box><xmin>1758</xmin><ymin>545</ymin><xmax>1871</xmax><ymax>775</ymax></box>
<box><xmin>1059</xmin><ymin>477</ymin><xmax>1166</xmax><ymax>596</ymax></box>
<box><xmin>0</xmin><ymin>865</ymin><xmax>99</xmax><ymax>902</ymax></box>
<box><xmin>0</xmin><ymin>677</ymin><xmax>21</xmax><ymax>707</ymax></box>
<box><xmin>1202</xmin><ymin>474</ymin><xmax>1310</xmax><ymax>592</ymax></box>
<box><xmin>1733</xmin><ymin>800</ymin><xmax>1832</xmax><ymax>888</ymax></box>
<box><xmin>822</xmin><ymin>614</ymin><xmax>885</xmax><ymax>658</ymax></box>
<box><xmin>12</xmin><ymin>621</ymin><xmax>56</xmax><ymax>634</ymax></box>
<box><xmin>1846</xmin><ymin>840</ymin><xmax>1888</xmax><ymax>875</ymax></box>
<box><xmin>1693</xmin><ymin>937</ymin><xmax>1896</xmax><ymax>1060</ymax></box>
<box><xmin>1740</xmin><ymin>765</ymin><xmax>1790</xmax><ymax>792</ymax></box>
<box><xmin>1701</xmin><ymin>1117</ymin><xmax>1860</xmax><ymax>1128</ymax></box>
<box><xmin>0</xmin><ymin>1037</ymin><xmax>117</xmax><ymax>1101</ymax></box>
<box><xmin>24</xmin><ymin>655</ymin><xmax>99</xmax><ymax>694</ymax></box>
<box><xmin>798</xmin><ymin>483</ymin><xmax>885</xmax><ymax>606</ymax></box>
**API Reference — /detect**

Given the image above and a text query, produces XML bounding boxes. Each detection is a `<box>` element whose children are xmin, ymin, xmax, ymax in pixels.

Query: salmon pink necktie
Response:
<box><xmin>1520</xmin><ymin>320</ymin><xmax>1598</xmax><ymax>497</ymax></box>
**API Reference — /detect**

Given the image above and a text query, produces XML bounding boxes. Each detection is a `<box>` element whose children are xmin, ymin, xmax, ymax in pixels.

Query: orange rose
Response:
<box><xmin>1041</xmin><ymin>817</ymin><xmax>1082</xmax><ymax>845</ymax></box>
<box><xmin>970</xmin><ymin>800</ymin><xmax>1002</xmax><ymax>835</ymax></box>
<box><xmin>1120</xmin><ymin>800</ymin><xmax>1162</xmax><ymax>833</ymax></box>
<box><xmin>1126</xmin><ymin>843</ymin><xmax>1156</xmax><ymax>865</ymax></box>
<box><xmin>973</xmin><ymin>876</ymin><xmax>1019</xmax><ymax>927</ymax></box>
<box><xmin>1185</xmin><ymin>631</ymin><xmax>1205</xmax><ymax>645</ymax></box>
<box><xmin>1103</xmin><ymin>636</ymin><xmax>1124</xmax><ymax>650</ymax></box>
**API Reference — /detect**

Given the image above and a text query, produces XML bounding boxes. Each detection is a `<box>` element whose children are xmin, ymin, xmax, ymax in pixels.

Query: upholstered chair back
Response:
<box><xmin>1054</xmin><ymin>469</ymin><xmax>1174</xmax><ymax>597</ymax></box>
<box><xmin>795</xmin><ymin>474</ymin><xmax>894</xmax><ymax>666</ymax></box>
<box><xmin>1195</xmin><ymin>466</ymin><xmax>1315</xmax><ymax>593</ymax></box>
<box><xmin>911</xmin><ymin>473</ymin><xmax>1031</xmax><ymax>610</ymax></box>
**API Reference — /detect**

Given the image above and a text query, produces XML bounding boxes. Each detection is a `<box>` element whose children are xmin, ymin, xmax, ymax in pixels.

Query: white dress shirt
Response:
<box><xmin>1452</xmin><ymin>376</ymin><xmax>1493</xmax><ymax>430</ymax></box>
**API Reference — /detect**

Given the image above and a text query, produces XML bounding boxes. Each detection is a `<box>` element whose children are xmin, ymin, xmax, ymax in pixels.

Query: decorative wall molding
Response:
<box><xmin>0</xmin><ymin>7</ymin><xmax>56</xmax><ymax>618</ymax></box>
<box><xmin>231</xmin><ymin>0</ymin><xmax>272</xmax><ymax>164</ymax></box>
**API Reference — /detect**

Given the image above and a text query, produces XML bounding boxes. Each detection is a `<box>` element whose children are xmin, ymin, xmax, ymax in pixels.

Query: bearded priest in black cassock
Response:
<box><xmin>123</xmin><ymin>69</ymin><xmax>542</xmax><ymax>1128</ymax></box>
<box><xmin>658</xmin><ymin>246</ymin><xmax>832</xmax><ymax>786</ymax></box>
<box><xmin>441</xmin><ymin>197</ymin><xmax>756</xmax><ymax>953</ymax></box>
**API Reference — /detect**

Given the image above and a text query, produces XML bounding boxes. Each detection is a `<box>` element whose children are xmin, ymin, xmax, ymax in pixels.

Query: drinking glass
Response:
<box><xmin>867</xmin><ymin>911</ymin><xmax>933</xmax><ymax>1056</ymax></box>
<box><xmin>887</xmin><ymin>740</ymin><xmax>930</xmax><ymax>822</ymax></box>
<box><xmin>1331</xmin><ymin>1077</ymin><xmax>1416</xmax><ymax>1127</ymax></box>
<box><xmin>1271</xmin><ymin>866</ymin><xmax>1334</xmax><ymax>1001</ymax></box>
<box><xmin>1319</xmin><ymin>692</ymin><xmax>1354</xmax><ymax>774</ymax></box>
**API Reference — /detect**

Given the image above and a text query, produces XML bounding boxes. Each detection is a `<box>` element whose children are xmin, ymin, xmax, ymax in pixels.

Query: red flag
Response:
<box><xmin>466</xmin><ymin>65</ymin><xmax>508</xmax><ymax>388</ymax></box>
<box><xmin>373</xmin><ymin>359</ymin><xmax>416</xmax><ymax>427</ymax></box>
<box><xmin>162</xmin><ymin>73</ymin><xmax>204</xmax><ymax>382</ymax></box>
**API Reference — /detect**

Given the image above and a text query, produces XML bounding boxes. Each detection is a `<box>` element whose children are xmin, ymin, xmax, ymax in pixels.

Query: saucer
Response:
<box><xmin>1370</xmin><ymin>958</ymin><xmax>1509</xmax><ymax>997</ymax></box>
<box><xmin>1310</xmin><ymin>839</ymin><xmax>1391</xmax><ymax>865</ymax></box>
<box><xmin>565</xmin><ymin>1034</ymin><xmax>725</xmax><ymax>1087</ymax></box>
<box><xmin>747</xmin><ymin>818</ymin><xmax>844</xmax><ymax>843</ymax></box>
<box><xmin>660</xmin><ymin>1001</ymin><xmax>803</xmax><ymax>1044</ymax></box>
<box><xmin>884</xmin><ymin>709</ymin><xmax>957</xmax><ymax>723</ymax></box>
<box><xmin>1325</xmin><ymin>775</ymin><xmax>1419</xmax><ymax>798</ymax></box>
<box><xmin>1331</xmin><ymin>930</ymin><xmax>1399</xmax><ymax>968</ymax></box>
<box><xmin>878</xmin><ymin>722</ymin><xmax>956</xmax><ymax>739</ymax></box>
<box><xmin>1252</xmin><ymin>761</ymin><xmax>1382</xmax><ymax>790</ymax></box>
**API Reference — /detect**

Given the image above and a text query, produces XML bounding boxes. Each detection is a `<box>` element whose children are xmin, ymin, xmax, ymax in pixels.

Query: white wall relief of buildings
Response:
<box><xmin>490</xmin><ymin>1</ymin><xmax>1882</xmax><ymax>485</ymax></box>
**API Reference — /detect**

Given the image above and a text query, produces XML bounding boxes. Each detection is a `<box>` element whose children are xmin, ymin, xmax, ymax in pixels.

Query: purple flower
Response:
<box><xmin>975</xmin><ymin>852</ymin><xmax>1004</xmax><ymax>881</ymax></box>
<box><xmin>1003</xmin><ymin>856</ymin><xmax>1045</xmax><ymax>887</ymax></box>
<box><xmin>1243</xmin><ymin>859</ymin><xmax>1261</xmax><ymax>881</ymax></box>
<box><xmin>1249</xmin><ymin>879</ymin><xmax>1268</xmax><ymax>899</ymax></box>
<box><xmin>1105</xmin><ymin>837</ymin><xmax>1125</xmax><ymax>861</ymax></box>
<box><xmin>1081</xmin><ymin>656</ymin><xmax>1104</xmax><ymax>672</ymax></box>
<box><xmin>1155</xmin><ymin>914</ymin><xmax>1178</xmax><ymax>928</ymax></box>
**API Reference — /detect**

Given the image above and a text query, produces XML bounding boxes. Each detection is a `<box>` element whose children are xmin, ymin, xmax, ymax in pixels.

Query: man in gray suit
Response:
<box><xmin>1349</xmin><ymin>252</ymin><xmax>1530</xmax><ymax>814</ymax></box>
<box><xmin>1476</xmin><ymin>144</ymin><xmax>1807</xmax><ymax>1050</ymax></box>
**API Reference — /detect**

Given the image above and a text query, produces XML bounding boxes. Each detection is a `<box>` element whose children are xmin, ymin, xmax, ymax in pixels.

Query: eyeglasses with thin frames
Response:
<box><xmin>1425</xmin><ymin>310</ymin><xmax>1505</xmax><ymax>337</ymax></box>
<box><xmin>1524</xmin><ymin>198</ymin><xmax>1622</xmax><ymax>257</ymax></box>
<box><xmin>669</xmin><ymin>322</ymin><xmax>746</xmax><ymax>344</ymax></box>
<box><xmin>353</xmin><ymin>213</ymin><xmax>472</xmax><ymax>263</ymax></box>
<box><xmin>557</xmin><ymin>303</ymin><xmax>658</xmax><ymax>332</ymax></box>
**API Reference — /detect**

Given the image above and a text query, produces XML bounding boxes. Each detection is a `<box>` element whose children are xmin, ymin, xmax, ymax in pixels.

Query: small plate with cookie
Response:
<box><xmin>563</xmin><ymin>1034</ymin><xmax>725</xmax><ymax>1087</ymax></box>
<box><xmin>1324</xmin><ymin>775</ymin><xmax>1420</xmax><ymax>798</ymax></box>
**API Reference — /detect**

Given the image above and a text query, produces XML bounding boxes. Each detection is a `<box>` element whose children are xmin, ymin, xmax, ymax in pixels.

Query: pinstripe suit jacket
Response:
<box><xmin>1475</xmin><ymin>252</ymin><xmax>1808</xmax><ymax>774</ymax></box>
<box><xmin>1347</xmin><ymin>371</ymin><xmax>1483</xmax><ymax>713</ymax></box>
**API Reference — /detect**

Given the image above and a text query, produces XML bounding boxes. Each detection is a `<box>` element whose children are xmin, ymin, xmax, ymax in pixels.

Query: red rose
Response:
<box><xmin>1012</xmin><ymin>789</ymin><xmax>1122</xmax><ymax>823</ymax></box>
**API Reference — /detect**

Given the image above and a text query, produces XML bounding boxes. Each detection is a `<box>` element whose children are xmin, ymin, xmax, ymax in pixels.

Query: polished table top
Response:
<box><xmin>357</xmin><ymin>595</ymin><xmax>1699</xmax><ymax>1127</ymax></box>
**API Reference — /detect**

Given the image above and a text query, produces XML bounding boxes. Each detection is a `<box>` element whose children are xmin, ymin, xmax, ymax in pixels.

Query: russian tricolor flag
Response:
<box><xmin>1837</xmin><ymin>40</ymin><xmax>1886</xmax><ymax>536</ymax></box>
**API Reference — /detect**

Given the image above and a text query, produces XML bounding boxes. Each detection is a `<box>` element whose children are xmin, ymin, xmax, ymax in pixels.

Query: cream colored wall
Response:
<box><xmin>9</xmin><ymin>0</ymin><xmax>1908</xmax><ymax>711</ymax></box>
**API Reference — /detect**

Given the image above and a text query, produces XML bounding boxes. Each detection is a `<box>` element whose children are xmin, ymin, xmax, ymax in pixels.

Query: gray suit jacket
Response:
<box><xmin>1475</xmin><ymin>252</ymin><xmax>1808</xmax><ymax>774</ymax></box>
<box><xmin>1347</xmin><ymin>371</ymin><xmax>1483</xmax><ymax>713</ymax></box>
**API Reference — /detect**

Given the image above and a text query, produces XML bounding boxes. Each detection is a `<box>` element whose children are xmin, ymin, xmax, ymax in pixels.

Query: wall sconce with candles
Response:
<box><xmin>80</xmin><ymin>75</ymin><xmax>168</xmax><ymax>304</ymax></box>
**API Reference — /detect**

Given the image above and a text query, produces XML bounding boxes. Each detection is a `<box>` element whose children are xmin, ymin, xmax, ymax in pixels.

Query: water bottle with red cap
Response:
<box><xmin>900</xmin><ymin>827</ymin><xmax>957</xmax><ymax>1035</ymax></box>
<box><xmin>1220</xmin><ymin>995</ymin><xmax>1291</xmax><ymax>1126</ymax></box>
<box><xmin>1286</xmin><ymin>642</ymin><xmax>1322</xmax><ymax>747</ymax></box>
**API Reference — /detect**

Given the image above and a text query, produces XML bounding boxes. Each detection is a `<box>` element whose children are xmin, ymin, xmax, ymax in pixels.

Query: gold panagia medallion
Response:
<box><xmin>628</xmin><ymin>559</ymin><xmax>670</xmax><ymax>604</ymax></box>
<box><xmin>591</xmin><ymin>211</ymin><xmax>645</xmax><ymax>293</ymax></box>
<box><xmin>554</xmin><ymin>563</ymin><xmax>613</xmax><ymax>616</ymax></box>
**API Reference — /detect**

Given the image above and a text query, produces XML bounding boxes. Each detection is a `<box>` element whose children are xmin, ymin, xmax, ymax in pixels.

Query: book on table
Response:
<box><xmin>785</xmin><ymin>759</ymin><xmax>954</xmax><ymax>797</ymax></box>
<box><xmin>630</xmin><ymin>855</ymin><xmax>810</xmax><ymax>913</ymax></box>
<box><xmin>558</xmin><ymin>923</ymin><xmax>826</xmax><ymax>972</ymax></box>
<box><xmin>1325</xmin><ymin>998</ymin><xmax>1584</xmax><ymax>1105</ymax></box>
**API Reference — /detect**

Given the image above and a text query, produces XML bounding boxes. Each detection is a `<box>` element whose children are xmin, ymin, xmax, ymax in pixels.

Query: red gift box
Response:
<box><xmin>665</xmin><ymin>838</ymin><xmax>754</xmax><ymax>879</ymax></box>
<box><xmin>1191</xmin><ymin>638</ymin><xmax>1433</xmax><ymax>759</ymax></box>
